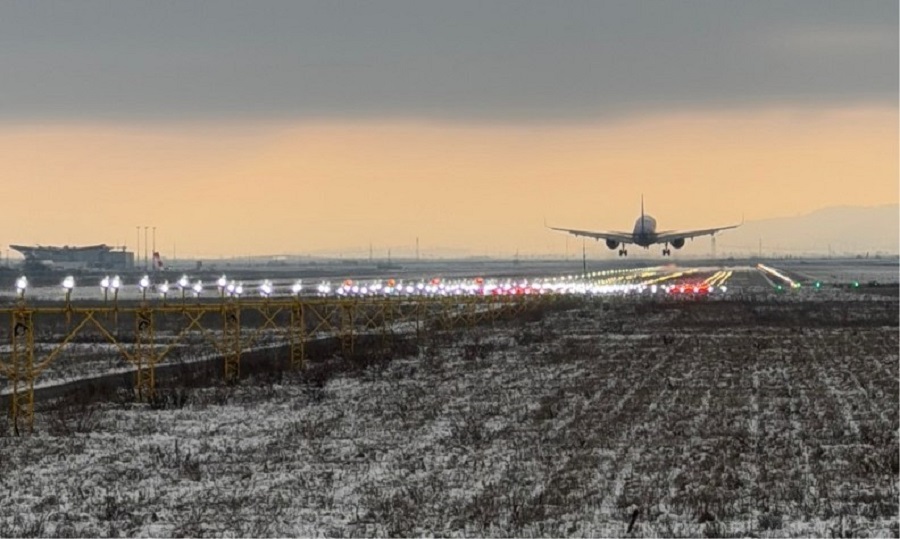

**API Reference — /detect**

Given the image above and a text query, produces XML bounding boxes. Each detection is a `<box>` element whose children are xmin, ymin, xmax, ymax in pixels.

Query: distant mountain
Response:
<box><xmin>720</xmin><ymin>204</ymin><xmax>898</xmax><ymax>256</ymax></box>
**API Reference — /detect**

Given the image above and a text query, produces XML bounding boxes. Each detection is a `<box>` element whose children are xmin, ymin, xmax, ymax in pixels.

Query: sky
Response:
<box><xmin>0</xmin><ymin>1</ymin><xmax>896</xmax><ymax>258</ymax></box>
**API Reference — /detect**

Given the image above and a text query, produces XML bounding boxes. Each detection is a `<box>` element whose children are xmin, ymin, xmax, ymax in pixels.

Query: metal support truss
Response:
<box><xmin>7</xmin><ymin>308</ymin><xmax>35</xmax><ymax>435</ymax></box>
<box><xmin>0</xmin><ymin>293</ymin><xmax>551</xmax><ymax>434</ymax></box>
<box><xmin>290</xmin><ymin>302</ymin><xmax>306</xmax><ymax>370</ymax></box>
<box><xmin>222</xmin><ymin>303</ymin><xmax>241</xmax><ymax>382</ymax></box>
<box><xmin>340</xmin><ymin>301</ymin><xmax>356</xmax><ymax>356</ymax></box>
<box><xmin>133</xmin><ymin>307</ymin><xmax>156</xmax><ymax>401</ymax></box>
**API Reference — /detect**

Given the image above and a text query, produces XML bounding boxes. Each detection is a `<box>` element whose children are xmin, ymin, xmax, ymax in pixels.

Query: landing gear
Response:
<box><xmin>618</xmin><ymin>248</ymin><xmax>628</xmax><ymax>257</ymax></box>
<box><xmin>662</xmin><ymin>243</ymin><xmax>671</xmax><ymax>256</ymax></box>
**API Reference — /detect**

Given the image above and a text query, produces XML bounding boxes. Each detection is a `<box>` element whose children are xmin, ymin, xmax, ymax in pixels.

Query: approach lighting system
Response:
<box><xmin>15</xmin><ymin>276</ymin><xmax>27</xmax><ymax>298</ymax></box>
<box><xmin>139</xmin><ymin>275</ymin><xmax>151</xmax><ymax>290</ymax></box>
<box><xmin>216</xmin><ymin>274</ymin><xmax>228</xmax><ymax>297</ymax></box>
<box><xmin>158</xmin><ymin>280</ymin><xmax>170</xmax><ymax>298</ymax></box>
<box><xmin>100</xmin><ymin>276</ymin><xmax>111</xmax><ymax>290</ymax></box>
<box><xmin>235</xmin><ymin>282</ymin><xmax>244</xmax><ymax>297</ymax></box>
<box><xmin>225</xmin><ymin>280</ymin><xmax>236</xmax><ymax>297</ymax></box>
<box><xmin>192</xmin><ymin>280</ymin><xmax>203</xmax><ymax>297</ymax></box>
<box><xmin>62</xmin><ymin>275</ymin><xmax>75</xmax><ymax>302</ymax></box>
<box><xmin>291</xmin><ymin>280</ymin><xmax>302</xmax><ymax>295</ymax></box>
<box><xmin>111</xmin><ymin>275</ymin><xmax>122</xmax><ymax>291</ymax></box>
<box><xmin>178</xmin><ymin>275</ymin><xmax>190</xmax><ymax>290</ymax></box>
<box><xmin>259</xmin><ymin>279</ymin><xmax>273</xmax><ymax>298</ymax></box>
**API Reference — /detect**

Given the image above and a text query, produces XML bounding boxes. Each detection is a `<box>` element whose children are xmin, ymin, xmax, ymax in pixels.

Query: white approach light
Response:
<box><xmin>217</xmin><ymin>275</ymin><xmax>228</xmax><ymax>289</ymax></box>
<box><xmin>100</xmin><ymin>276</ymin><xmax>111</xmax><ymax>290</ymax></box>
<box><xmin>235</xmin><ymin>282</ymin><xmax>244</xmax><ymax>297</ymax></box>
<box><xmin>226</xmin><ymin>280</ymin><xmax>236</xmax><ymax>296</ymax></box>
<box><xmin>139</xmin><ymin>275</ymin><xmax>151</xmax><ymax>290</ymax></box>
<box><xmin>62</xmin><ymin>275</ymin><xmax>75</xmax><ymax>291</ymax></box>
<box><xmin>178</xmin><ymin>275</ymin><xmax>189</xmax><ymax>289</ymax></box>
<box><xmin>15</xmin><ymin>276</ymin><xmax>27</xmax><ymax>297</ymax></box>
<box><xmin>158</xmin><ymin>281</ymin><xmax>170</xmax><ymax>295</ymax></box>
<box><xmin>192</xmin><ymin>280</ymin><xmax>203</xmax><ymax>297</ymax></box>
<box><xmin>259</xmin><ymin>279</ymin><xmax>273</xmax><ymax>297</ymax></box>
<box><xmin>111</xmin><ymin>275</ymin><xmax>122</xmax><ymax>290</ymax></box>
<box><xmin>291</xmin><ymin>280</ymin><xmax>302</xmax><ymax>295</ymax></box>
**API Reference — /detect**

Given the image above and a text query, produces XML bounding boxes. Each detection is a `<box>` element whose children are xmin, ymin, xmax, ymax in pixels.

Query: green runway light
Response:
<box><xmin>776</xmin><ymin>284</ymin><xmax>783</xmax><ymax>291</ymax></box>
<box><xmin>852</xmin><ymin>281</ymin><xmax>860</xmax><ymax>288</ymax></box>
<box><xmin>814</xmin><ymin>281</ymin><xmax>822</xmax><ymax>289</ymax></box>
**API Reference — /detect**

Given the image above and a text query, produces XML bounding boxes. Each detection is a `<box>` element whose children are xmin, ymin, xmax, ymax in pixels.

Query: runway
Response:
<box><xmin>0</xmin><ymin>257</ymin><xmax>894</xmax><ymax>303</ymax></box>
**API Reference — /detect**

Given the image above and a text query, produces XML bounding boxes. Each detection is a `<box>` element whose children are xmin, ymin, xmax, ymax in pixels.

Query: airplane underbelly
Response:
<box><xmin>632</xmin><ymin>216</ymin><xmax>657</xmax><ymax>245</ymax></box>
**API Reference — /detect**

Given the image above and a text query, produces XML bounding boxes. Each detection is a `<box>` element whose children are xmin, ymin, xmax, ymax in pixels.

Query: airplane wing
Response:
<box><xmin>655</xmin><ymin>223</ymin><xmax>742</xmax><ymax>244</ymax></box>
<box><xmin>547</xmin><ymin>226</ymin><xmax>633</xmax><ymax>244</ymax></box>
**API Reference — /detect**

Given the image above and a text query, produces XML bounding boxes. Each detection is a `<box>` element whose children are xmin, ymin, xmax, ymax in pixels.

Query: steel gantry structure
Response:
<box><xmin>0</xmin><ymin>292</ymin><xmax>546</xmax><ymax>434</ymax></box>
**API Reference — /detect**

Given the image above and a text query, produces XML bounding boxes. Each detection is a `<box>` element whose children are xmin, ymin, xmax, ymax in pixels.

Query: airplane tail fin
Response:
<box><xmin>640</xmin><ymin>194</ymin><xmax>645</xmax><ymax>234</ymax></box>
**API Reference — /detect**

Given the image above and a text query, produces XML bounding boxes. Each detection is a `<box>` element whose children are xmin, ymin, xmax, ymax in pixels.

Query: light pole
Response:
<box><xmin>139</xmin><ymin>275</ymin><xmax>151</xmax><ymax>302</ymax></box>
<box><xmin>177</xmin><ymin>274</ymin><xmax>189</xmax><ymax>304</ymax></box>
<box><xmin>62</xmin><ymin>275</ymin><xmax>75</xmax><ymax>307</ymax></box>
<box><xmin>100</xmin><ymin>275</ymin><xmax>111</xmax><ymax>304</ymax></box>
<box><xmin>217</xmin><ymin>275</ymin><xmax>228</xmax><ymax>298</ymax></box>
<box><xmin>15</xmin><ymin>276</ymin><xmax>27</xmax><ymax>304</ymax></box>
<box><xmin>144</xmin><ymin>226</ymin><xmax>149</xmax><ymax>271</ymax></box>
<box><xmin>158</xmin><ymin>280</ymin><xmax>170</xmax><ymax>303</ymax></box>
<box><xmin>259</xmin><ymin>279</ymin><xmax>273</xmax><ymax>303</ymax></box>
<box><xmin>136</xmin><ymin>226</ymin><xmax>140</xmax><ymax>270</ymax></box>
<box><xmin>192</xmin><ymin>280</ymin><xmax>203</xmax><ymax>301</ymax></box>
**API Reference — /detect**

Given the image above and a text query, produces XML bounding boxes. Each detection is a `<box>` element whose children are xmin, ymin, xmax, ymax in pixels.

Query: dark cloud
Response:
<box><xmin>0</xmin><ymin>1</ymin><xmax>895</xmax><ymax>123</ymax></box>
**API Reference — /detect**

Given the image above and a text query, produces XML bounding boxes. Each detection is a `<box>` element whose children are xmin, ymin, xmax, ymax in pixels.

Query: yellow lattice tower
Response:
<box><xmin>381</xmin><ymin>297</ymin><xmax>393</xmax><ymax>353</ymax></box>
<box><xmin>222</xmin><ymin>303</ymin><xmax>241</xmax><ymax>382</ymax></box>
<box><xmin>340</xmin><ymin>299</ymin><xmax>356</xmax><ymax>356</ymax></box>
<box><xmin>290</xmin><ymin>301</ymin><xmax>307</xmax><ymax>370</ymax></box>
<box><xmin>8</xmin><ymin>307</ymin><xmax>35</xmax><ymax>435</ymax></box>
<box><xmin>133</xmin><ymin>307</ymin><xmax>156</xmax><ymax>401</ymax></box>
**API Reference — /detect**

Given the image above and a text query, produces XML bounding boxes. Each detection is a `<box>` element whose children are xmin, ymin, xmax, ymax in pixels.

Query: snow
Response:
<box><xmin>1</xmin><ymin>294</ymin><xmax>897</xmax><ymax>537</ymax></box>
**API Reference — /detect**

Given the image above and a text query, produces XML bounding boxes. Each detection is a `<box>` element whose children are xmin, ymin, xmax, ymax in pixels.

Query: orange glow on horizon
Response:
<box><xmin>1</xmin><ymin>106</ymin><xmax>896</xmax><ymax>258</ymax></box>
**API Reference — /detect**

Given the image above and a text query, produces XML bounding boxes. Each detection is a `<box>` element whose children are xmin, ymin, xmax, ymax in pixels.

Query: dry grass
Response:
<box><xmin>0</xmin><ymin>296</ymin><xmax>897</xmax><ymax>537</ymax></box>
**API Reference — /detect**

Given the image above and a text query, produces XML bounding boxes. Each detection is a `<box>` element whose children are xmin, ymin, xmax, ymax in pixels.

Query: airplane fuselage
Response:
<box><xmin>632</xmin><ymin>215</ymin><xmax>657</xmax><ymax>247</ymax></box>
<box><xmin>547</xmin><ymin>195</ymin><xmax>740</xmax><ymax>257</ymax></box>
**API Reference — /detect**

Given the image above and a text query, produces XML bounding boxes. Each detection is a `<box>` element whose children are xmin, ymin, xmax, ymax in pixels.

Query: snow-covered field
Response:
<box><xmin>1</xmin><ymin>296</ymin><xmax>897</xmax><ymax>537</ymax></box>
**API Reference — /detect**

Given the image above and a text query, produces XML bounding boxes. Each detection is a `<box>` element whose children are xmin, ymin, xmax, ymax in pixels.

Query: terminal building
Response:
<box><xmin>10</xmin><ymin>244</ymin><xmax>135</xmax><ymax>271</ymax></box>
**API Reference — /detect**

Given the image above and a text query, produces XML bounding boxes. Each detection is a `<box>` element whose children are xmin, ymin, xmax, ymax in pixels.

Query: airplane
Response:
<box><xmin>547</xmin><ymin>196</ymin><xmax>741</xmax><ymax>256</ymax></box>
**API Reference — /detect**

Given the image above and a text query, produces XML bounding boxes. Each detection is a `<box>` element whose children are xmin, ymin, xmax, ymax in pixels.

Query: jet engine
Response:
<box><xmin>671</xmin><ymin>238</ymin><xmax>685</xmax><ymax>249</ymax></box>
<box><xmin>605</xmin><ymin>239</ymin><xmax>620</xmax><ymax>250</ymax></box>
